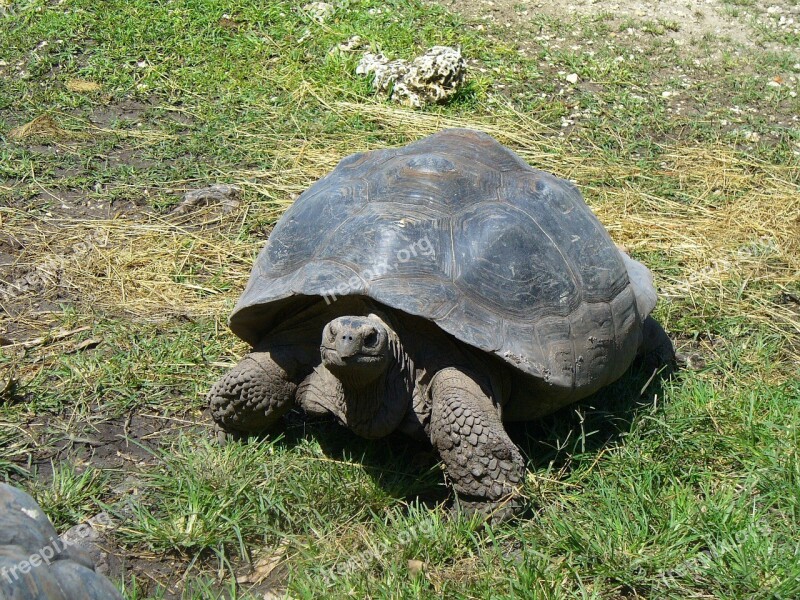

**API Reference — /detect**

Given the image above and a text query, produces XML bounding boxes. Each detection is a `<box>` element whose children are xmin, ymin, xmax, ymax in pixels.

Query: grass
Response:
<box><xmin>29</xmin><ymin>461</ymin><xmax>108</xmax><ymax>529</ymax></box>
<box><xmin>1</xmin><ymin>0</ymin><xmax>799</xmax><ymax>598</ymax></box>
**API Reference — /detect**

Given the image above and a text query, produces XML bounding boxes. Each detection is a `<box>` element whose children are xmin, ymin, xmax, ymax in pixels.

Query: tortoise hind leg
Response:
<box><xmin>207</xmin><ymin>350</ymin><xmax>297</xmax><ymax>440</ymax></box>
<box><xmin>429</xmin><ymin>367</ymin><xmax>526</xmax><ymax>521</ymax></box>
<box><xmin>639</xmin><ymin>316</ymin><xmax>675</xmax><ymax>371</ymax></box>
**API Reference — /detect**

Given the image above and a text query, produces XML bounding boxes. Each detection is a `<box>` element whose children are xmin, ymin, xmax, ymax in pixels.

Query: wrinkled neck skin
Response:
<box><xmin>299</xmin><ymin>312</ymin><xmax>416</xmax><ymax>439</ymax></box>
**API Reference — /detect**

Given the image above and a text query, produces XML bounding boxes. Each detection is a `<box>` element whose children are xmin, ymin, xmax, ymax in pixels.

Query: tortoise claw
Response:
<box><xmin>214</xmin><ymin>424</ymin><xmax>249</xmax><ymax>445</ymax></box>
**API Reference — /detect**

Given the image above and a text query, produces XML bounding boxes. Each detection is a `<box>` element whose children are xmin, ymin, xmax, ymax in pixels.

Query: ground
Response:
<box><xmin>442</xmin><ymin>0</ymin><xmax>800</xmax><ymax>50</ymax></box>
<box><xmin>0</xmin><ymin>0</ymin><xmax>798</xmax><ymax>598</ymax></box>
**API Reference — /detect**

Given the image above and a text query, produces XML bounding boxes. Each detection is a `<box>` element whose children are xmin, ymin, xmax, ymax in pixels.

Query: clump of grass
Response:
<box><xmin>4</xmin><ymin>316</ymin><xmax>226</xmax><ymax>418</ymax></box>
<box><xmin>0</xmin><ymin>422</ymin><xmax>29</xmax><ymax>478</ymax></box>
<box><xmin>7</xmin><ymin>114</ymin><xmax>72</xmax><ymax>141</ymax></box>
<box><xmin>29</xmin><ymin>462</ymin><xmax>107</xmax><ymax>529</ymax></box>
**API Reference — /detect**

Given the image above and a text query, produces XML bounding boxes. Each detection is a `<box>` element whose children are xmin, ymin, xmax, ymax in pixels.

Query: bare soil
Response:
<box><xmin>436</xmin><ymin>0</ymin><xmax>800</xmax><ymax>147</ymax></box>
<box><xmin>439</xmin><ymin>0</ymin><xmax>800</xmax><ymax>52</ymax></box>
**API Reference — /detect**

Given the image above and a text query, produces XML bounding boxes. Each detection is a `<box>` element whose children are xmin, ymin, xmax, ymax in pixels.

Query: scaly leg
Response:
<box><xmin>207</xmin><ymin>351</ymin><xmax>297</xmax><ymax>439</ymax></box>
<box><xmin>429</xmin><ymin>367</ymin><xmax>525</xmax><ymax>521</ymax></box>
<box><xmin>639</xmin><ymin>316</ymin><xmax>675</xmax><ymax>371</ymax></box>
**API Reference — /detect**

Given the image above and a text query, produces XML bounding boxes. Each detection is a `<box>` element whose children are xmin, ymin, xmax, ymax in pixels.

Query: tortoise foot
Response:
<box><xmin>451</xmin><ymin>495</ymin><xmax>524</xmax><ymax>523</ymax></box>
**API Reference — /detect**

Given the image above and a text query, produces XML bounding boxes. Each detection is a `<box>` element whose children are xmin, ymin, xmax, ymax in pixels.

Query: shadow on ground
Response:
<box><xmin>275</xmin><ymin>357</ymin><xmax>676</xmax><ymax>517</ymax></box>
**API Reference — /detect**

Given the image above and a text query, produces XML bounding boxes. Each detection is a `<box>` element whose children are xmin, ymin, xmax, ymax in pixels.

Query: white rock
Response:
<box><xmin>332</xmin><ymin>35</ymin><xmax>363</xmax><ymax>54</ymax></box>
<box><xmin>357</xmin><ymin>46</ymin><xmax>467</xmax><ymax>108</ymax></box>
<box><xmin>565</xmin><ymin>73</ymin><xmax>579</xmax><ymax>84</ymax></box>
<box><xmin>303</xmin><ymin>2</ymin><xmax>334</xmax><ymax>23</ymax></box>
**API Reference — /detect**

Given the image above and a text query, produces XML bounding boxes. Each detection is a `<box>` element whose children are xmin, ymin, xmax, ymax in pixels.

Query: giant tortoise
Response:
<box><xmin>207</xmin><ymin>129</ymin><xmax>673</xmax><ymax>518</ymax></box>
<box><xmin>0</xmin><ymin>483</ymin><xmax>123</xmax><ymax>600</ymax></box>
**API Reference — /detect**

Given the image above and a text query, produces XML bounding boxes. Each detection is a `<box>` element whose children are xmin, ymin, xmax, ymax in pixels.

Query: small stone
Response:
<box><xmin>333</xmin><ymin>35</ymin><xmax>362</xmax><ymax>53</ymax></box>
<box><xmin>565</xmin><ymin>73</ymin><xmax>578</xmax><ymax>84</ymax></box>
<box><xmin>302</xmin><ymin>2</ymin><xmax>334</xmax><ymax>23</ymax></box>
<box><xmin>172</xmin><ymin>184</ymin><xmax>242</xmax><ymax>215</ymax></box>
<box><xmin>407</xmin><ymin>559</ymin><xmax>425</xmax><ymax>576</ymax></box>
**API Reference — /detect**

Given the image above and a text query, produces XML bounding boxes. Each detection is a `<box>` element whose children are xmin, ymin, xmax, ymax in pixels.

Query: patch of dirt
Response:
<box><xmin>102</xmin><ymin>147</ymin><xmax>160</xmax><ymax>170</ymax></box>
<box><xmin>24</xmin><ymin>190</ymin><xmax>146</xmax><ymax>219</ymax></box>
<box><xmin>17</xmin><ymin>413</ymin><xmax>165</xmax><ymax>479</ymax></box>
<box><xmin>439</xmin><ymin>0</ymin><xmax>799</xmax><ymax>53</ymax></box>
<box><xmin>87</xmin><ymin>99</ymin><xmax>155</xmax><ymax>129</ymax></box>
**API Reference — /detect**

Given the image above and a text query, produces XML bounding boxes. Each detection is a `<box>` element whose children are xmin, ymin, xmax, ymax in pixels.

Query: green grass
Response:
<box><xmin>1</xmin><ymin>0</ymin><xmax>799</xmax><ymax>598</ymax></box>
<box><xmin>29</xmin><ymin>461</ymin><xmax>108</xmax><ymax>529</ymax></box>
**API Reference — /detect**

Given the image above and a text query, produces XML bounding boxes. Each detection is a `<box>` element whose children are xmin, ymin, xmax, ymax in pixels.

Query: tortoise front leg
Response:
<box><xmin>429</xmin><ymin>368</ymin><xmax>526</xmax><ymax>521</ymax></box>
<box><xmin>207</xmin><ymin>350</ymin><xmax>297</xmax><ymax>440</ymax></box>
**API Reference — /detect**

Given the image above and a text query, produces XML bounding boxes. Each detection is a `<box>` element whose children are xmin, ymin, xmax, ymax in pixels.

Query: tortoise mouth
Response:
<box><xmin>321</xmin><ymin>348</ymin><xmax>389</xmax><ymax>387</ymax></box>
<box><xmin>321</xmin><ymin>348</ymin><xmax>386</xmax><ymax>368</ymax></box>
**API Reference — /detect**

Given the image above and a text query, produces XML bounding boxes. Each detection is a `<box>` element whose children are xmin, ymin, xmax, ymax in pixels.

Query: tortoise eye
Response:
<box><xmin>363</xmin><ymin>329</ymin><xmax>379</xmax><ymax>348</ymax></box>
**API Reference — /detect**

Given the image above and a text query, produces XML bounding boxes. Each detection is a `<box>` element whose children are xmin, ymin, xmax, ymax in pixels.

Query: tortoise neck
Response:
<box><xmin>337</xmin><ymin>324</ymin><xmax>414</xmax><ymax>438</ymax></box>
<box><xmin>297</xmin><ymin>320</ymin><xmax>414</xmax><ymax>439</ymax></box>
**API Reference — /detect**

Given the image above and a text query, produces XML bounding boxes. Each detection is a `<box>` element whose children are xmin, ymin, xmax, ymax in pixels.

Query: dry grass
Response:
<box><xmin>0</xmin><ymin>209</ymin><xmax>255</xmax><ymax>319</ymax></box>
<box><xmin>65</xmin><ymin>79</ymin><xmax>103</xmax><ymax>93</ymax></box>
<box><xmin>7</xmin><ymin>114</ymin><xmax>73</xmax><ymax>141</ymax></box>
<box><xmin>3</xmin><ymin>103</ymin><xmax>797</xmax><ymax>365</ymax></box>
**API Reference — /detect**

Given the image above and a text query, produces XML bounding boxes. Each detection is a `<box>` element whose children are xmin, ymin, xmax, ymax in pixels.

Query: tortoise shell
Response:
<box><xmin>230</xmin><ymin>129</ymin><xmax>655</xmax><ymax>395</ymax></box>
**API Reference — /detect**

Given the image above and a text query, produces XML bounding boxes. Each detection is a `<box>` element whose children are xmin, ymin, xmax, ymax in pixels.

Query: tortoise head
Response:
<box><xmin>321</xmin><ymin>315</ymin><xmax>390</xmax><ymax>386</ymax></box>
